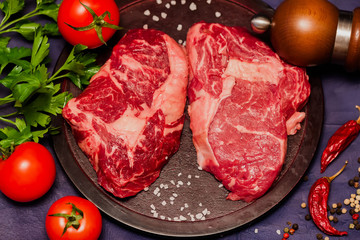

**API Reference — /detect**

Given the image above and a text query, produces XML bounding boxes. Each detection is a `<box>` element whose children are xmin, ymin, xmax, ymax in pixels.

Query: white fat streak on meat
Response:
<box><xmin>286</xmin><ymin>111</ymin><xmax>306</xmax><ymax>135</ymax></box>
<box><xmin>72</xmin><ymin>35</ymin><xmax>188</xmax><ymax>171</ymax></box>
<box><xmin>187</xmin><ymin>26</ymin><xmax>240</xmax><ymax>169</ymax></box>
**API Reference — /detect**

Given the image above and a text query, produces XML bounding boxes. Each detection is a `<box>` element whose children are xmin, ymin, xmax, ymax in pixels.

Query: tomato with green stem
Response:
<box><xmin>0</xmin><ymin>142</ymin><xmax>56</xmax><ymax>202</ymax></box>
<box><xmin>46</xmin><ymin>196</ymin><xmax>102</xmax><ymax>240</ymax></box>
<box><xmin>57</xmin><ymin>0</ymin><xmax>122</xmax><ymax>48</ymax></box>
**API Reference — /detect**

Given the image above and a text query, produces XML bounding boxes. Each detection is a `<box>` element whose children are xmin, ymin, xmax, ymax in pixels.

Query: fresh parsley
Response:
<box><xmin>0</xmin><ymin>0</ymin><xmax>100</xmax><ymax>157</ymax></box>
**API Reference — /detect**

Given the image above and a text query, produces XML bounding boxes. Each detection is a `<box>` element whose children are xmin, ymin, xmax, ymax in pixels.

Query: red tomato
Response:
<box><xmin>0</xmin><ymin>142</ymin><xmax>56</xmax><ymax>202</ymax></box>
<box><xmin>57</xmin><ymin>0</ymin><xmax>120</xmax><ymax>48</ymax></box>
<box><xmin>46</xmin><ymin>196</ymin><xmax>102</xmax><ymax>240</ymax></box>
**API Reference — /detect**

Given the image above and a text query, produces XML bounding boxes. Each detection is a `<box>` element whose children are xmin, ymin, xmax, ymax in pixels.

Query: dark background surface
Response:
<box><xmin>1</xmin><ymin>0</ymin><xmax>360</xmax><ymax>239</ymax></box>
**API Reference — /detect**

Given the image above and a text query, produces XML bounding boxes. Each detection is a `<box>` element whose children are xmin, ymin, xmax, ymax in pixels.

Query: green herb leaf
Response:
<box><xmin>0</xmin><ymin>38</ymin><xmax>32</xmax><ymax>74</ymax></box>
<box><xmin>31</xmin><ymin>30</ymin><xmax>50</xmax><ymax>68</ymax></box>
<box><xmin>0</xmin><ymin>0</ymin><xmax>25</xmax><ymax>24</ymax></box>
<box><xmin>37</xmin><ymin>3</ymin><xmax>59</xmax><ymax>22</ymax></box>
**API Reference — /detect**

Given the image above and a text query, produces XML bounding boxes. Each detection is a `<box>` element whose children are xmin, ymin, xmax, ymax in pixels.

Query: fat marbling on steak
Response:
<box><xmin>186</xmin><ymin>22</ymin><xmax>310</xmax><ymax>202</ymax></box>
<box><xmin>62</xmin><ymin>29</ymin><xmax>188</xmax><ymax>198</ymax></box>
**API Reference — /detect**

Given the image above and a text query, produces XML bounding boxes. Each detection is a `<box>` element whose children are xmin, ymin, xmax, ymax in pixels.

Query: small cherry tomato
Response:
<box><xmin>57</xmin><ymin>0</ymin><xmax>121</xmax><ymax>48</ymax></box>
<box><xmin>0</xmin><ymin>142</ymin><xmax>56</xmax><ymax>202</ymax></box>
<box><xmin>46</xmin><ymin>196</ymin><xmax>102</xmax><ymax>240</ymax></box>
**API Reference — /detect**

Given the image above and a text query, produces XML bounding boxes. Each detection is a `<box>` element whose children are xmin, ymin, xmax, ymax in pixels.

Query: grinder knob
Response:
<box><xmin>251</xmin><ymin>0</ymin><xmax>360</xmax><ymax>71</ymax></box>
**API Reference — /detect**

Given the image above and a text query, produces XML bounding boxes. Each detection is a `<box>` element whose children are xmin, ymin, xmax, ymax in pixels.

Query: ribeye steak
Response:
<box><xmin>62</xmin><ymin>29</ymin><xmax>188</xmax><ymax>198</ymax></box>
<box><xmin>186</xmin><ymin>22</ymin><xmax>310</xmax><ymax>202</ymax></box>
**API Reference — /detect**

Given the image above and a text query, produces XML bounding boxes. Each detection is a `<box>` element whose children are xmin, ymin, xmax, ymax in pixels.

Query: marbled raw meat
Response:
<box><xmin>62</xmin><ymin>29</ymin><xmax>188</xmax><ymax>198</ymax></box>
<box><xmin>186</xmin><ymin>22</ymin><xmax>310</xmax><ymax>202</ymax></box>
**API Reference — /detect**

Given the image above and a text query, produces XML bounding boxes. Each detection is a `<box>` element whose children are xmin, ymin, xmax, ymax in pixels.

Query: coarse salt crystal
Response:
<box><xmin>206</xmin><ymin>0</ymin><xmax>211</xmax><ymax>4</ymax></box>
<box><xmin>215</xmin><ymin>11</ymin><xmax>221</xmax><ymax>18</ymax></box>
<box><xmin>156</xmin><ymin>0</ymin><xmax>162</xmax><ymax>4</ymax></box>
<box><xmin>152</xmin><ymin>15</ymin><xmax>160</xmax><ymax>21</ymax></box>
<box><xmin>150</xmin><ymin>204</ymin><xmax>156</xmax><ymax>210</ymax></box>
<box><xmin>276</xmin><ymin>229</ymin><xmax>281</xmax><ymax>235</ymax></box>
<box><xmin>161</xmin><ymin>200</ymin><xmax>167</xmax><ymax>206</ymax></box>
<box><xmin>177</xmin><ymin>24</ymin><xmax>183</xmax><ymax>31</ymax></box>
<box><xmin>144</xmin><ymin>10</ymin><xmax>151</xmax><ymax>16</ymax></box>
<box><xmin>153</xmin><ymin>212</ymin><xmax>159</xmax><ymax>218</ymax></box>
<box><xmin>254</xmin><ymin>228</ymin><xmax>258</xmax><ymax>233</ymax></box>
<box><xmin>199</xmin><ymin>203</ymin><xmax>202</xmax><ymax>206</ymax></box>
<box><xmin>157</xmin><ymin>193</ymin><xmax>161</xmax><ymax>197</ymax></box>
<box><xmin>187</xmin><ymin>181</ymin><xmax>191</xmax><ymax>185</ymax></box>
<box><xmin>189</xmin><ymin>2</ymin><xmax>197</xmax><ymax>11</ymax></box>
<box><xmin>165</xmin><ymin>3</ymin><xmax>170</xmax><ymax>8</ymax></box>
<box><xmin>173</xmin><ymin>193</ymin><xmax>178</xmax><ymax>197</ymax></box>
<box><xmin>178</xmin><ymin>180</ymin><xmax>184</xmax><ymax>185</ymax></box>
<box><xmin>160</xmin><ymin>215</ymin><xmax>166</xmax><ymax>220</ymax></box>
<box><xmin>196</xmin><ymin>213</ymin><xmax>203</xmax><ymax>219</ymax></box>
<box><xmin>143</xmin><ymin>24</ymin><xmax>148</xmax><ymax>29</ymax></box>
<box><xmin>180</xmin><ymin>207</ymin><xmax>185</xmax><ymax>211</ymax></box>
<box><xmin>178</xmin><ymin>39</ymin><xmax>183</xmax><ymax>44</ymax></box>
<box><xmin>195</xmin><ymin>175</ymin><xmax>200</xmax><ymax>178</ymax></box>
<box><xmin>188</xmin><ymin>175</ymin><xmax>192</xmax><ymax>179</ymax></box>
<box><xmin>170</xmin><ymin>201</ymin><xmax>174</xmax><ymax>205</ymax></box>
<box><xmin>171</xmin><ymin>0</ymin><xmax>176</xmax><ymax>5</ymax></box>
<box><xmin>170</xmin><ymin>180</ymin><xmax>176</xmax><ymax>185</ymax></box>
<box><xmin>161</xmin><ymin>12</ymin><xmax>167</xmax><ymax>19</ymax></box>
<box><xmin>153</xmin><ymin>187</ymin><xmax>160</xmax><ymax>195</ymax></box>
<box><xmin>179</xmin><ymin>215</ymin><xmax>187</xmax><ymax>220</ymax></box>
<box><xmin>144</xmin><ymin>187</ymin><xmax>149</xmax><ymax>191</ymax></box>
<box><xmin>181</xmin><ymin>0</ymin><xmax>186</xmax><ymax>4</ymax></box>
<box><xmin>202</xmin><ymin>208</ymin><xmax>208</xmax><ymax>215</ymax></box>
<box><xmin>178</xmin><ymin>172</ymin><xmax>182</xmax><ymax>177</ymax></box>
<box><xmin>218</xmin><ymin>184</ymin><xmax>223</xmax><ymax>188</ymax></box>
<box><xmin>170</xmin><ymin>196</ymin><xmax>175</xmax><ymax>201</ymax></box>
<box><xmin>184</xmin><ymin>203</ymin><xmax>189</xmax><ymax>208</ymax></box>
<box><xmin>198</xmin><ymin>166</ymin><xmax>202</xmax><ymax>170</ymax></box>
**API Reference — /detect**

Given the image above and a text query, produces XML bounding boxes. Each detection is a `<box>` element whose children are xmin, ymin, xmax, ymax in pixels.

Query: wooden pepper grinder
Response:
<box><xmin>251</xmin><ymin>0</ymin><xmax>360</xmax><ymax>71</ymax></box>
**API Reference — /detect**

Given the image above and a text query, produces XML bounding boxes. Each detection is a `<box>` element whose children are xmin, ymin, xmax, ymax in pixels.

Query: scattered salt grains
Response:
<box><xmin>144</xmin><ymin>10</ymin><xmax>151</xmax><ymax>16</ymax></box>
<box><xmin>165</xmin><ymin>3</ymin><xmax>170</xmax><ymax>8</ymax></box>
<box><xmin>206</xmin><ymin>0</ymin><xmax>211</xmax><ymax>4</ymax></box>
<box><xmin>143</xmin><ymin>24</ymin><xmax>148</xmax><ymax>29</ymax></box>
<box><xmin>189</xmin><ymin>2</ymin><xmax>197</xmax><ymax>11</ymax></box>
<box><xmin>178</xmin><ymin>39</ymin><xmax>183</xmax><ymax>44</ymax></box>
<box><xmin>184</xmin><ymin>203</ymin><xmax>189</xmax><ymax>208</ymax></box>
<box><xmin>170</xmin><ymin>180</ymin><xmax>176</xmax><ymax>185</ymax></box>
<box><xmin>161</xmin><ymin>200</ymin><xmax>167</xmax><ymax>206</ymax></box>
<box><xmin>156</xmin><ymin>0</ymin><xmax>162</xmax><ymax>4</ymax></box>
<box><xmin>160</xmin><ymin>215</ymin><xmax>166</xmax><ymax>220</ymax></box>
<box><xmin>153</xmin><ymin>187</ymin><xmax>160</xmax><ymax>195</ymax></box>
<box><xmin>195</xmin><ymin>175</ymin><xmax>200</xmax><ymax>178</ymax></box>
<box><xmin>196</xmin><ymin>213</ymin><xmax>203</xmax><ymax>219</ymax></box>
<box><xmin>144</xmin><ymin>187</ymin><xmax>149</xmax><ymax>191</ymax></box>
<box><xmin>171</xmin><ymin>0</ymin><xmax>176</xmax><ymax>5</ymax></box>
<box><xmin>172</xmin><ymin>193</ymin><xmax>178</xmax><ymax>197</ymax></box>
<box><xmin>150</xmin><ymin>204</ymin><xmax>156</xmax><ymax>210</ymax></box>
<box><xmin>199</xmin><ymin>203</ymin><xmax>202</xmax><ymax>206</ymax></box>
<box><xmin>177</xmin><ymin>24</ymin><xmax>183</xmax><ymax>31</ymax></box>
<box><xmin>198</xmin><ymin>166</ymin><xmax>203</xmax><ymax>170</ymax></box>
<box><xmin>276</xmin><ymin>229</ymin><xmax>281</xmax><ymax>235</ymax></box>
<box><xmin>160</xmin><ymin>12</ymin><xmax>167</xmax><ymax>19</ymax></box>
<box><xmin>152</xmin><ymin>15</ymin><xmax>160</xmax><ymax>21</ymax></box>
<box><xmin>254</xmin><ymin>228</ymin><xmax>258</xmax><ymax>234</ymax></box>
<box><xmin>187</xmin><ymin>181</ymin><xmax>191</xmax><ymax>186</ymax></box>
<box><xmin>178</xmin><ymin>172</ymin><xmax>182</xmax><ymax>177</ymax></box>
<box><xmin>179</xmin><ymin>215</ymin><xmax>187</xmax><ymax>221</ymax></box>
<box><xmin>181</xmin><ymin>0</ymin><xmax>186</xmax><ymax>5</ymax></box>
<box><xmin>170</xmin><ymin>196</ymin><xmax>175</xmax><ymax>201</ymax></box>
<box><xmin>188</xmin><ymin>174</ymin><xmax>192</xmax><ymax>179</ymax></box>
<box><xmin>218</xmin><ymin>183</ymin><xmax>223</xmax><ymax>188</ymax></box>
<box><xmin>215</xmin><ymin>11</ymin><xmax>221</xmax><ymax>18</ymax></box>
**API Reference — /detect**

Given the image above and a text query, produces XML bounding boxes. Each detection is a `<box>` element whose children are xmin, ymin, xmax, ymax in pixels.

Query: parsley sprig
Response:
<box><xmin>0</xmin><ymin>0</ymin><xmax>100</xmax><ymax>157</ymax></box>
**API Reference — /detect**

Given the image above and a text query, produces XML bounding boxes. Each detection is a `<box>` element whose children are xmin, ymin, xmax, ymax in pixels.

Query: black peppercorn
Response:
<box><xmin>330</xmin><ymin>208</ymin><xmax>336</xmax><ymax>214</ymax></box>
<box><xmin>292</xmin><ymin>223</ymin><xmax>299</xmax><ymax>230</ymax></box>
<box><xmin>350</xmin><ymin>209</ymin><xmax>356</xmax><ymax>215</ymax></box>
<box><xmin>305</xmin><ymin>214</ymin><xmax>311</xmax><ymax>221</ymax></box>
<box><xmin>349</xmin><ymin>179</ymin><xmax>355</xmax><ymax>186</ymax></box>
<box><xmin>354</xmin><ymin>176</ymin><xmax>360</xmax><ymax>182</ymax></box>
<box><xmin>336</xmin><ymin>208</ymin><xmax>342</xmax><ymax>215</ymax></box>
<box><xmin>354</xmin><ymin>220</ymin><xmax>359</xmax><ymax>225</ymax></box>
<box><xmin>356</xmin><ymin>224</ymin><xmax>360</xmax><ymax>230</ymax></box>
<box><xmin>333</xmin><ymin>217</ymin><xmax>338</xmax><ymax>223</ymax></box>
<box><xmin>316</xmin><ymin>233</ymin><xmax>323</xmax><ymax>239</ymax></box>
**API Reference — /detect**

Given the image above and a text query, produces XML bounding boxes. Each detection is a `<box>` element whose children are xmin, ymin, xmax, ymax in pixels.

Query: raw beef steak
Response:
<box><xmin>62</xmin><ymin>29</ymin><xmax>188</xmax><ymax>198</ymax></box>
<box><xmin>186</xmin><ymin>22</ymin><xmax>310</xmax><ymax>202</ymax></box>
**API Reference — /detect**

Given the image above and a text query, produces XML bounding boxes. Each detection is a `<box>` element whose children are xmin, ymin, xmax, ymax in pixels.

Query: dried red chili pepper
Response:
<box><xmin>308</xmin><ymin>161</ymin><xmax>348</xmax><ymax>236</ymax></box>
<box><xmin>321</xmin><ymin>106</ymin><xmax>360</xmax><ymax>173</ymax></box>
